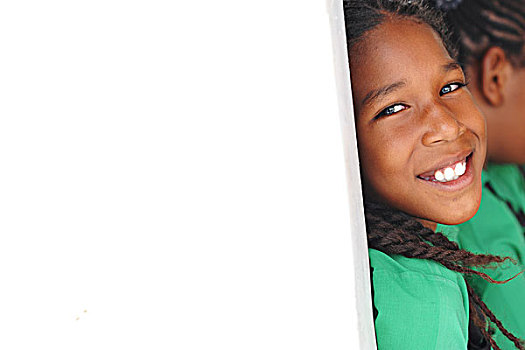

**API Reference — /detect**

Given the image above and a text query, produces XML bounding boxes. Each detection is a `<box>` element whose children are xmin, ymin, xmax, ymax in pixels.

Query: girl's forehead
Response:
<box><xmin>350</xmin><ymin>18</ymin><xmax>454</xmax><ymax>103</ymax></box>
<box><xmin>355</xmin><ymin>18</ymin><xmax>449</xmax><ymax>66</ymax></box>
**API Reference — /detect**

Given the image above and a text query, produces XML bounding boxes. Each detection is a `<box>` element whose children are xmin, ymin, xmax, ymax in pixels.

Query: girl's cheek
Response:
<box><xmin>457</xmin><ymin>102</ymin><xmax>486</xmax><ymax>140</ymax></box>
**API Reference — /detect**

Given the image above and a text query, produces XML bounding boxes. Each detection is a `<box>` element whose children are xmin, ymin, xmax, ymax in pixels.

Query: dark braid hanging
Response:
<box><xmin>365</xmin><ymin>202</ymin><xmax>525</xmax><ymax>350</ymax></box>
<box><xmin>439</xmin><ymin>0</ymin><xmax>525</xmax><ymax>67</ymax></box>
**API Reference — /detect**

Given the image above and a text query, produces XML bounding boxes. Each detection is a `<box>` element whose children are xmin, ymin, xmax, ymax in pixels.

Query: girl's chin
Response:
<box><xmin>416</xmin><ymin>184</ymin><xmax>483</xmax><ymax>227</ymax></box>
<box><xmin>411</xmin><ymin>198</ymin><xmax>481</xmax><ymax>229</ymax></box>
<box><xmin>428</xmin><ymin>205</ymin><xmax>480</xmax><ymax>226</ymax></box>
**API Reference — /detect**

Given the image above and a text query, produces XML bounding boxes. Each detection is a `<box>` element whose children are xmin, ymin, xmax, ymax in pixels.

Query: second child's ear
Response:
<box><xmin>480</xmin><ymin>46</ymin><xmax>511</xmax><ymax>106</ymax></box>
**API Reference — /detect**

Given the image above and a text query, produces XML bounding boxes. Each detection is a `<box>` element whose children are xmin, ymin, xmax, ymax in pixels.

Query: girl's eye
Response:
<box><xmin>375</xmin><ymin>104</ymin><xmax>408</xmax><ymax>119</ymax></box>
<box><xmin>440</xmin><ymin>82</ymin><xmax>466</xmax><ymax>96</ymax></box>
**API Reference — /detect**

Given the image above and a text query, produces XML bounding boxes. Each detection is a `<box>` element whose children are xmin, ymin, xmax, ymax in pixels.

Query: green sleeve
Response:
<box><xmin>370</xmin><ymin>249</ymin><xmax>469</xmax><ymax>350</ymax></box>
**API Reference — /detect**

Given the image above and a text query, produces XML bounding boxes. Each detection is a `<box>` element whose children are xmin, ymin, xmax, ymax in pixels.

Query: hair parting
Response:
<box><xmin>344</xmin><ymin>0</ymin><xmax>457</xmax><ymax>59</ymax></box>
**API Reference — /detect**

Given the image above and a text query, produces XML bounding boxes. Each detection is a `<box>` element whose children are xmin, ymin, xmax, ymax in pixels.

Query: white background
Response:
<box><xmin>0</xmin><ymin>1</ymin><xmax>361</xmax><ymax>348</ymax></box>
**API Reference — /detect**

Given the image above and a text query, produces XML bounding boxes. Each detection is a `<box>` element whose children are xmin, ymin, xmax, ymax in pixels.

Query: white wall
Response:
<box><xmin>0</xmin><ymin>1</ymin><xmax>373</xmax><ymax>349</ymax></box>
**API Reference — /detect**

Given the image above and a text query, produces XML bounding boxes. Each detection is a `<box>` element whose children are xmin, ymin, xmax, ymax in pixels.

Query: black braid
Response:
<box><xmin>365</xmin><ymin>201</ymin><xmax>524</xmax><ymax>349</ymax></box>
<box><xmin>467</xmin><ymin>282</ymin><xmax>525</xmax><ymax>349</ymax></box>
<box><xmin>365</xmin><ymin>202</ymin><xmax>524</xmax><ymax>348</ymax></box>
<box><xmin>437</xmin><ymin>0</ymin><xmax>525</xmax><ymax>67</ymax></box>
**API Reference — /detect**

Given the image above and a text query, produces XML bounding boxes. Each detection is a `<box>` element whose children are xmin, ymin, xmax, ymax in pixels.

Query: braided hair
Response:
<box><xmin>438</xmin><ymin>0</ymin><xmax>525</xmax><ymax>68</ymax></box>
<box><xmin>343</xmin><ymin>1</ymin><xmax>524</xmax><ymax>348</ymax></box>
<box><xmin>365</xmin><ymin>202</ymin><xmax>523</xmax><ymax>350</ymax></box>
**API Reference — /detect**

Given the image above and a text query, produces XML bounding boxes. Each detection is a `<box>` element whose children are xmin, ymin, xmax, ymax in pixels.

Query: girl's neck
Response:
<box><xmin>416</xmin><ymin>218</ymin><xmax>437</xmax><ymax>231</ymax></box>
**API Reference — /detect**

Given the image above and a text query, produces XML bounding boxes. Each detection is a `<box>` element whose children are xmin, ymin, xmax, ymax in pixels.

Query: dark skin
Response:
<box><xmin>350</xmin><ymin>19</ymin><xmax>487</xmax><ymax>231</ymax></box>
<box><xmin>464</xmin><ymin>47</ymin><xmax>525</xmax><ymax>164</ymax></box>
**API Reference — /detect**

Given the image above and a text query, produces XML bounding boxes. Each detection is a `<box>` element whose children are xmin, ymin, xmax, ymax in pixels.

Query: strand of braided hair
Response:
<box><xmin>365</xmin><ymin>201</ymin><xmax>524</xmax><ymax>350</ymax></box>
<box><xmin>440</xmin><ymin>0</ymin><xmax>525</xmax><ymax>68</ymax></box>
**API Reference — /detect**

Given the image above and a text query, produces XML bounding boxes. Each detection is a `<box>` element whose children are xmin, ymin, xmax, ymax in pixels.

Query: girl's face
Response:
<box><xmin>350</xmin><ymin>19</ymin><xmax>487</xmax><ymax>229</ymax></box>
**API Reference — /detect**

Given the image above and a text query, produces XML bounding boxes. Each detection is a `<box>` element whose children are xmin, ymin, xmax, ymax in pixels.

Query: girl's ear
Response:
<box><xmin>480</xmin><ymin>46</ymin><xmax>511</xmax><ymax>106</ymax></box>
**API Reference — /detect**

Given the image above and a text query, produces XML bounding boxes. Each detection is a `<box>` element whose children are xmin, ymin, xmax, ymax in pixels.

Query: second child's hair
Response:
<box><xmin>439</xmin><ymin>0</ymin><xmax>525</xmax><ymax>67</ymax></box>
<box><xmin>343</xmin><ymin>0</ymin><xmax>524</xmax><ymax>348</ymax></box>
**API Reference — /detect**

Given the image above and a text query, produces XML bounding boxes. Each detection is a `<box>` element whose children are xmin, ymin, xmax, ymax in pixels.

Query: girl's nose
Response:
<box><xmin>421</xmin><ymin>103</ymin><xmax>466</xmax><ymax>146</ymax></box>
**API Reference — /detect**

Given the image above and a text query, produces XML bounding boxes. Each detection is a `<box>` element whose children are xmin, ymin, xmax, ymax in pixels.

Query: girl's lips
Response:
<box><xmin>418</xmin><ymin>158</ymin><xmax>467</xmax><ymax>182</ymax></box>
<box><xmin>416</xmin><ymin>153</ymin><xmax>475</xmax><ymax>192</ymax></box>
<box><xmin>417</xmin><ymin>150</ymin><xmax>473</xmax><ymax>178</ymax></box>
<box><xmin>417</xmin><ymin>152</ymin><xmax>472</xmax><ymax>182</ymax></box>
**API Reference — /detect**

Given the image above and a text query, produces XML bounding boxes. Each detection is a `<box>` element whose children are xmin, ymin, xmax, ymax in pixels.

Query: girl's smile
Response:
<box><xmin>417</xmin><ymin>151</ymin><xmax>470</xmax><ymax>184</ymax></box>
<box><xmin>349</xmin><ymin>18</ymin><xmax>487</xmax><ymax>228</ymax></box>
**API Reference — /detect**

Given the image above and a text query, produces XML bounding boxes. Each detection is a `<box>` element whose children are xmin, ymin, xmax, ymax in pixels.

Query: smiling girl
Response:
<box><xmin>343</xmin><ymin>0</ymin><xmax>523</xmax><ymax>349</ymax></box>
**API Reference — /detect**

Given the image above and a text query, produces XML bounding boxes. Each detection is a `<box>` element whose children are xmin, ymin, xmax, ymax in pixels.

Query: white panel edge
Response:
<box><xmin>326</xmin><ymin>1</ymin><xmax>377</xmax><ymax>349</ymax></box>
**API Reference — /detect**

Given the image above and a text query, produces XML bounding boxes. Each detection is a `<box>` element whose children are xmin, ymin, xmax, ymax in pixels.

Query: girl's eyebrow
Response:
<box><xmin>442</xmin><ymin>61</ymin><xmax>462</xmax><ymax>73</ymax></box>
<box><xmin>361</xmin><ymin>81</ymin><xmax>406</xmax><ymax>107</ymax></box>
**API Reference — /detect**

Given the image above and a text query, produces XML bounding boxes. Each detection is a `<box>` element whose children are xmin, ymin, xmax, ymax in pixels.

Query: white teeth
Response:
<box><xmin>431</xmin><ymin>160</ymin><xmax>467</xmax><ymax>183</ymax></box>
<box><xmin>444</xmin><ymin>167</ymin><xmax>455</xmax><ymax>181</ymax></box>
<box><xmin>455</xmin><ymin>162</ymin><xmax>466</xmax><ymax>176</ymax></box>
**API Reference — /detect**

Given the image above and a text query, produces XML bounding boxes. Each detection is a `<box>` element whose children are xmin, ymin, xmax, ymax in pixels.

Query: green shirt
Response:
<box><xmin>370</xmin><ymin>224</ymin><xmax>469</xmax><ymax>349</ymax></box>
<box><xmin>456</xmin><ymin>163</ymin><xmax>525</xmax><ymax>350</ymax></box>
